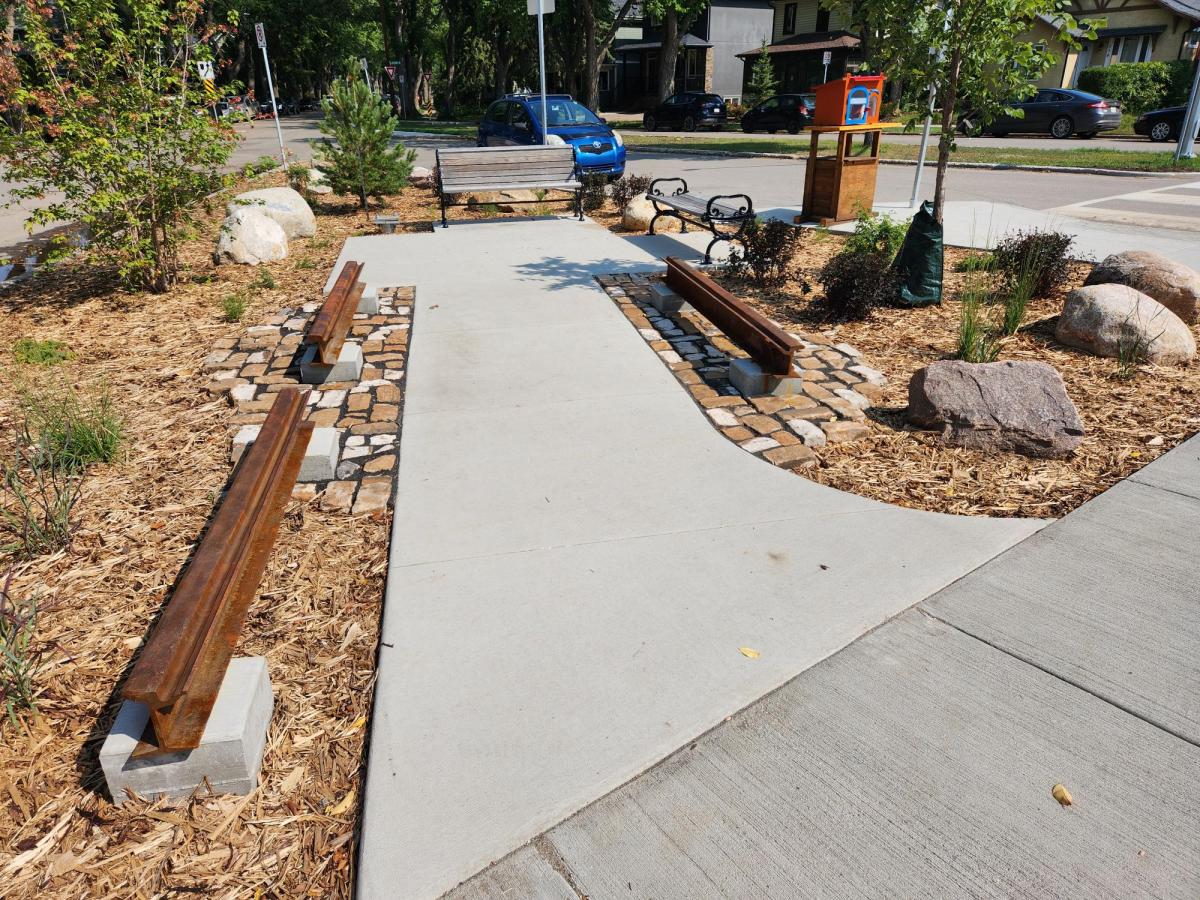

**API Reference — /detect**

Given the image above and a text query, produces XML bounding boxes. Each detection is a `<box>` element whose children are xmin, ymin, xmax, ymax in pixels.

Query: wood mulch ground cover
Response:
<box><xmin>714</xmin><ymin>232</ymin><xmax>1200</xmax><ymax>518</ymax></box>
<box><xmin>0</xmin><ymin>172</ymin><xmax>438</xmax><ymax>897</ymax></box>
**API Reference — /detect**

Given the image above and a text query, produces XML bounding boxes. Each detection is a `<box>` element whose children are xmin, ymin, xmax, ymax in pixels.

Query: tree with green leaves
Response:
<box><xmin>745</xmin><ymin>41</ymin><xmax>778</xmax><ymax>108</ymax></box>
<box><xmin>826</xmin><ymin>0</ymin><xmax>1091</xmax><ymax>222</ymax></box>
<box><xmin>317</xmin><ymin>77</ymin><xmax>416</xmax><ymax>210</ymax></box>
<box><xmin>0</xmin><ymin>0</ymin><xmax>237</xmax><ymax>292</ymax></box>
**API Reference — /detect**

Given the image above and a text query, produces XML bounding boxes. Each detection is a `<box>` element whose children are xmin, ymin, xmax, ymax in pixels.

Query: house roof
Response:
<box><xmin>615</xmin><ymin>34</ymin><xmax>713</xmax><ymax>52</ymax></box>
<box><xmin>1156</xmin><ymin>0</ymin><xmax>1200</xmax><ymax>20</ymax></box>
<box><xmin>736</xmin><ymin>30</ymin><xmax>861</xmax><ymax>58</ymax></box>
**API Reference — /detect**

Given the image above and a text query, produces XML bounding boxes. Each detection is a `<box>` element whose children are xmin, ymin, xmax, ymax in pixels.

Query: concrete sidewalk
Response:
<box><xmin>448</xmin><ymin>432</ymin><xmax>1200</xmax><ymax>898</ymax></box>
<box><xmin>346</xmin><ymin>217</ymin><xmax>1045</xmax><ymax>899</ymax></box>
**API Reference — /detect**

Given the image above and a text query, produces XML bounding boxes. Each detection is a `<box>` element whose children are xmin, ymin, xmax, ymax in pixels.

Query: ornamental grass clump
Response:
<box><xmin>957</xmin><ymin>284</ymin><xmax>1003</xmax><ymax>363</ymax></box>
<box><xmin>0</xmin><ymin>572</ymin><xmax>51</xmax><ymax>725</ymax></box>
<box><xmin>18</xmin><ymin>379</ymin><xmax>124</xmax><ymax>470</ymax></box>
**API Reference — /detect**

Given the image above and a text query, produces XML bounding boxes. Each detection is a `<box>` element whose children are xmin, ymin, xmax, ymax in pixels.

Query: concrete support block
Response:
<box><xmin>100</xmin><ymin>657</ymin><xmax>273</xmax><ymax>806</ymax></box>
<box><xmin>358</xmin><ymin>286</ymin><xmax>380</xmax><ymax>316</ymax></box>
<box><xmin>230</xmin><ymin>424</ymin><xmax>262</xmax><ymax>465</ymax></box>
<box><xmin>729</xmin><ymin>357</ymin><xmax>807</xmax><ymax>398</ymax></box>
<box><xmin>648</xmin><ymin>282</ymin><xmax>693</xmax><ymax>316</ymax></box>
<box><xmin>298</xmin><ymin>427</ymin><xmax>341</xmax><ymax>482</ymax></box>
<box><xmin>300</xmin><ymin>342</ymin><xmax>363</xmax><ymax>385</ymax></box>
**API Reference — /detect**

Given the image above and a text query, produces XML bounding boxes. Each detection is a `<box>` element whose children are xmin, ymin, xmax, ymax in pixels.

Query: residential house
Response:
<box><xmin>1028</xmin><ymin>0</ymin><xmax>1200</xmax><ymax>88</ymax></box>
<box><xmin>604</xmin><ymin>0</ymin><xmax>774</xmax><ymax>109</ymax></box>
<box><xmin>737</xmin><ymin>0</ymin><xmax>863</xmax><ymax>96</ymax></box>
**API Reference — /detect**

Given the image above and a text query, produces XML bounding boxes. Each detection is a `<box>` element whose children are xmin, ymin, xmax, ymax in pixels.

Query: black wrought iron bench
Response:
<box><xmin>646</xmin><ymin>177</ymin><xmax>755</xmax><ymax>264</ymax></box>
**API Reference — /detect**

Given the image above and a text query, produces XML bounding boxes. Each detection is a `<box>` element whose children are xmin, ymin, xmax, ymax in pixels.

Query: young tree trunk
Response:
<box><xmin>583</xmin><ymin>5</ymin><xmax>598</xmax><ymax>110</ymax></box>
<box><xmin>932</xmin><ymin>45</ymin><xmax>963</xmax><ymax>224</ymax></box>
<box><xmin>444</xmin><ymin>27</ymin><xmax>457</xmax><ymax>117</ymax></box>
<box><xmin>656</xmin><ymin>10</ymin><xmax>679</xmax><ymax>101</ymax></box>
<box><xmin>494</xmin><ymin>31</ymin><xmax>511</xmax><ymax>99</ymax></box>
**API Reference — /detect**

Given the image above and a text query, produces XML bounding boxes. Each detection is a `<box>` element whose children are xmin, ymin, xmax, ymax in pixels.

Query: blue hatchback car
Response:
<box><xmin>478</xmin><ymin>94</ymin><xmax>626</xmax><ymax>178</ymax></box>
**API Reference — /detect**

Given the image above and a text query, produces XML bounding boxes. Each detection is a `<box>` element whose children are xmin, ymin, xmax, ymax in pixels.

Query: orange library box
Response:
<box><xmin>812</xmin><ymin>74</ymin><xmax>886</xmax><ymax>127</ymax></box>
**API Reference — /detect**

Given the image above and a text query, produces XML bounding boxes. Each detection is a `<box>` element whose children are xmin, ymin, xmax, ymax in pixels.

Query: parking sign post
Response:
<box><xmin>528</xmin><ymin>0</ymin><xmax>555</xmax><ymax>143</ymax></box>
<box><xmin>255</xmin><ymin>23</ymin><xmax>288</xmax><ymax>170</ymax></box>
<box><xmin>1175</xmin><ymin>50</ymin><xmax>1200</xmax><ymax>161</ymax></box>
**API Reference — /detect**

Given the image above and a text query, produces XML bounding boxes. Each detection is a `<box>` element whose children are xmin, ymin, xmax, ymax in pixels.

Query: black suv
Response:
<box><xmin>643</xmin><ymin>92</ymin><xmax>727</xmax><ymax>131</ymax></box>
<box><xmin>741</xmin><ymin>93</ymin><xmax>816</xmax><ymax>134</ymax></box>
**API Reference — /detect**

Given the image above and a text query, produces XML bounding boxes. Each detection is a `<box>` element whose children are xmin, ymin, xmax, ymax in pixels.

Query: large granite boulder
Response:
<box><xmin>228</xmin><ymin>186</ymin><xmax>316</xmax><ymax>238</ymax></box>
<box><xmin>622</xmin><ymin>194</ymin><xmax>655</xmax><ymax>231</ymax></box>
<box><xmin>1056</xmin><ymin>283</ymin><xmax>1195</xmax><ymax>365</ymax></box>
<box><xmin>1084</xmin><ymin>250</ymin><xmax>1200</xmax><ymax>324</ymax></box>
<box><xmin>215</xmin><ymin>207</ymin><xmax>288</xmax><ymax>265</ymax></box>
<box><xmin>908</xmin><ymin>360</ymin><xmax>1083</xmax><ymax>458</ymax></box>
<box><xmin>409</xmin><ymin>165</ymin><xmax>434</xmax><ymax>189</ymax></box>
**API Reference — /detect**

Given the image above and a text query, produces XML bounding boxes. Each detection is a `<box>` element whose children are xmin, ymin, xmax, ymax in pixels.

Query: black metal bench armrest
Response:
<box><xmin>648</xmin><ymin>176</ymin><xmax>688</xmax><ymax>198</ymax></box>
<box><xmin>705</xmin><ymin>194</ymin><xmax>754</xmax><ymax>223</ymax></box>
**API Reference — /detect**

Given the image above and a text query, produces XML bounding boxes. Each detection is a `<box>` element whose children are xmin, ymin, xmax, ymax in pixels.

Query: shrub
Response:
<box><xmin>317</xmin><ymin>78</ymin><xmax>416</xmax><ymax>210</ymax></box>
<box><xmin>254</xmin><ymin>269</ymin><xmax>277</xmax><ymax>290</ymax></box>
<box><xmin>242</xmin><ymin>155</ymin><xmax>279</xmax><ymax>179</ymax></box>
<box><xmin>955</xmin><ymin>251</ymin><xmax>994</xmax><ymax>273</ymax></box>
<box><xmin>992</xmin><ymin>228</ymin><xmax>1074</xmax><ymax>298</ymax></box>
<box><xmin>221</xmin><ymin>293</ymin><xmax>247</xmax><ymax>322</ymax></box>
<box><xmin>819</xmin><ymin>249</ymin><xmax>902</xmax><ymax>320</ymax></box>
<box><xmin>581</xmin><ymin>175</ymin><xmax>607</xmax><ymax>212</ymax></box>
<box><xmin>19</xmin><ymin>381</ymin><xmax>123</xmax><ymax>470</ymax></box>
<box><xmin>1077</xmin><ymin>62</ymin><xmax>1175</xmax><ymax>116</ymax></box>
<box><xmin>844</xmin><ymin>209</ymin><xmax>909</xmax><ymax>259</ymax></box>
<box><xmin>13</xmin><ymin>339</ymin><xmax>73</xmax><ymax>366</ymax></box>
<box><xmin>0</xmin><ymin>572</ymin><xmax>49</xmax><ymax>724</ymax></box>
<box><xmin>724</xmin><ymin>219</ymin><xmax>802</xmax><ymax>287</ymax></box>
<box><xmin>1165</xmin><ymin>60</ymin><xmax>1195</xmax><ymax>106</ymax></box>
<box><xmin>610</xmin><ymin>173</ymin><xmax>653</xmax><ymax>212</ymax></box>
<box><xmin>957</xmin><ymin>288</ymin><xmax>1001</xmax><ymax>362</ymax></box>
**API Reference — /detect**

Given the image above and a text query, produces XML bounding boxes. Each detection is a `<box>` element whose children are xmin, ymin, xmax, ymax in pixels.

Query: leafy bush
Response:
<box><xmin>819</xmin><ymin>249</ymin><xmax>902</xmax><ymax>320</ymax></box>
<box><xmin>19</xmin><ymin>381</ymin><xmax>123</xmax><ymax>470</ymax></box>
<box><xmin>317</xmin><ymin>78</ymin><xmax>416</xmax><ymax>210</ymax></box>
<box><xmin>1165</xmin><ymin>60</ymin><xmax>1195</xmax><ymax>106</ymax></box>
<box><xmin>581</xmin><ymin>175</ymin><xmax>607</xmax><ymax>212</ymax></box>
<box><xmin>992</xmin><ymin>228</ymin><xmax>1074</xmax><ymax>299</ymax></box>
<box><xmin>723</xmin><ymin>219</ymin><xmax>802</xmax><ymax>287</ymax></box>
<box><xmin>13</xmin><ymin>339</ymin><xmax>73</xmax><ymax>366</ymax></box>
<box><xmin>241</xmin><ymin>155</ymin><xmax>279</xmax><ymax>179</ymax></box>
<box><xmin>844</xmin><ymin>209</ymin><xmax>909</xmax><ymax>259</ymax></box>
<box><xmin>957</xmin><ymin>288</ymin><xmax>1002</xmax><ymax>362</ymax></box>
<box><xmin>0</xmin><ymin>0</ymin><xmax>237</xmax><ymax>291</ymax></box>
<box><xmin>610</xmin><ymin>173</ymin><xmax>653</xmax><ymax>212</ymax></box>
<box><xmin>1076</xmin><ymin>62</ymin><xmax>1182</xmax><ymax>115</ymax></box>
<box><xmin>221</xmin><ymin>293</ymin><xmax>247</xmax><ymax>322</ymax></box>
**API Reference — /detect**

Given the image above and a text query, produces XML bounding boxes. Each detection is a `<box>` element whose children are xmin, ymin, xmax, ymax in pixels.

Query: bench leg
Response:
<box><xmin>440</xmin><ymin>193</ymin><xmax>448</xmax><ymax>229</ymax></box>
<box><xmin>576</xmin><ymin>190</ymin><xmax>583</xmax><ymax>221</ymax></box>
<box><xmin>703</xmin><ymin>235</ymin><xmax>721</xmax><ymax>265</ymax></box>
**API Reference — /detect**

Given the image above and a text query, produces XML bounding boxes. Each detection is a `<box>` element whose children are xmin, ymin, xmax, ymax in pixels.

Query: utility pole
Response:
<box><xmin>529</xmin><ymin>0</ymin><xmax>555</xmax><ymax>143</ymax></box>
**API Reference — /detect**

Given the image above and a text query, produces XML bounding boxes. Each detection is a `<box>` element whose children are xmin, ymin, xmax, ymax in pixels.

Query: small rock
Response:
<box><xmin>740</xmin><ymin>436</ymin><xmax>781</xmax><ymax>453</ymax></box>
<box><xmin>849</xmin><ymin>364</ymin><xmax>887</xmax><ymax>386</ymax></box>
<box><xmin>707</xmin><ymin>408</ymin><xmax>739</xmax><ymax>428</ymax></box>
<box><xmin>352</xmin><ymin>477</ymin><xmax>392</xmax><ymax>518</ymax></box>
<box><xmin>834</xmin><ymin>388</ymin><xmax>871</xmax><ymax>410</ymax></box>
<box><xmin>908</xmin><ymin>360</ymin><xmax>1082</xmax><ymax>458</ymax></box>
<box><xmin>228</xmin><ymin>186</ymin><xmax>316</xmax><ymax>239</ymax></box>
<box><xmin>321</xmin><ymin>480</ymin><xmax>356</xmax><ymax>513</ymax></box>
<box><xmin>764</xmin><ymin>444</ymin><xmax>818</xmax><ymax>469</ymax></box>
<box><xmin>335</xmin><ymin>461</ymin><xmax>361</xmax><ymax>479</ymax></box>
<box><xmin>230</xmin><ymin>384</ymin><xmax>257</xmax><ymax>404</ymax></box>
<box><xmin>622</xmin><ymin>195</ymin><xmax>655</xmax><ymax>232</ymax></box>
<box><xmin>215</xmin><ymin>207</ymin><xmax>288</xmax><ymax>266</ymax></box>
<box><xmin>364</xmin><ymin>454</ymin><xmax>396</xmax><ymax>473</ymax></box>
<box><xmin>1056</xmin><ymin>283</ymin><xmax>1195</xmax><ymax>365</ymax></box>
<box><xmin>409</xmin><ymin>166</ymin><xmax>434</xmax><ymax>189</ymax></box>
<box><xmin>787</xmin><ymin>418</ymin><xmax>827</xmax><ymax>446</ymax></box>
<box><xmin>1084</xmin><ymin>250</ymin><xmax>1200</xmax><ymax>324</ymax></box>
<box><xmin>820</xmin><ymin>420</ymin><xmax>871</xmax><ymax>443</ymax></box>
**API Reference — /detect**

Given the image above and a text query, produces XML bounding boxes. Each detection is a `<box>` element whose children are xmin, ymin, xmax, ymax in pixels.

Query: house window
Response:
<box><xmin>599</xmin><ymin>69</ymin><xmax>611</xmax><ymax>92</ymax></box>
<box><xmin>815</xmin><ymin>7</ymin><xmax>830</xmax><ymax>31</ymax></box>
<box><xmin>782</xmin><ymin>3</ymin><xmax>797</xmax><ymax>34</ymax></box>
<box><xmin>686</xmin><ymin>49</ymin><xmax>703</xmax><ymax>78</ymax></box>
<box><xmin>1107</xmin><ymin>34</ymin><xmax>1153</xmax><ymax>65</ymax></box>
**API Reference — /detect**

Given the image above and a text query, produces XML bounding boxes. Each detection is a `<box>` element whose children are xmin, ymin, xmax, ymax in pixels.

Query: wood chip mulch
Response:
<box><xmin>713</xmin><ymin>232</ymin><xmax>1200</xmax><ymax>518</ymax></box>
<box><xmin>0</xmin><ymin>172</ymin><xmax>428</xmax><ymax>897</ymax></box>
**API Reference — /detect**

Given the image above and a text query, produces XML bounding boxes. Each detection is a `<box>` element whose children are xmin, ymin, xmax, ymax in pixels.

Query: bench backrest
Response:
<box><xmin>308</xmin><ymin>260</ymin><xmax>365</xmax><ymax>366</ymax></box>
<box><xmin>665</xmin><ymin>257</ymin><xmax>801</xmax><ymax>376</ymax></box>
<box><xmin>122</xmin><ymin>388</ymin><xmax>313</xmax><ymax>755</ymax></box>
<box><xmin>436</xmin><ymin>145</ymin><xmax>578</xmax><ymax>192</ymax></box>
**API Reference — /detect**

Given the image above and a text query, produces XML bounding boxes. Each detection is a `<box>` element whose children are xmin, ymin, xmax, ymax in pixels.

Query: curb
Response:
<box><xmin>627</xmin><ymin>144</ymin><xmax>1188</xmax><ymax>177</ymax></box>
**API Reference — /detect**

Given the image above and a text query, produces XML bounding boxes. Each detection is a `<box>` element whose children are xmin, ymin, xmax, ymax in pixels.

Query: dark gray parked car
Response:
<box><xmin>973</xmin><ymin>88</ymin><xmax>1122</xmax><ymax>139</ymax></box>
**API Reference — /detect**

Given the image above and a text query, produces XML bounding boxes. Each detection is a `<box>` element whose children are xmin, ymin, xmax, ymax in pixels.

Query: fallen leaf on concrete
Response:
<box><xmin>1052</xmin><ymin>783</ymin><xmax>1073</xmax><ymax>806</ymax></box>
<box><xmin>738</xmin><ymin>647</ymin><xmax>760</xmax><ymax>659</ymax></box>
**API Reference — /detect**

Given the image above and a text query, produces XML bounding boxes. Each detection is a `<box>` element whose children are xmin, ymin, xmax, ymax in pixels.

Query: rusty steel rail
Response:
<box><xmin>664</xmin><ymin>256</ymin><xmax>801</xmax><ymax>376</ymax></box>
<box><xmin>307</xmin><ymin>260</ymin><xmax>366</xmax><ymax>366</ymax></box>
<box><xmin>122</xmin><ymin>388</ymin><xmax>313</xmax><ymax>756</ymax></box>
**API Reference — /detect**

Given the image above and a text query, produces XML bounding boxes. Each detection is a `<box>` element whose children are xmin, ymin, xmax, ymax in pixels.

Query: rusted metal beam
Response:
<box><xmin>122</xmin><ymin>387</ymin><xmax>313</xmax><ymax>756</ymax></box>
<box><xmin>664</xmin><ymin>257</ymin><xmax>800</xmax><ymax>376</ymax></box>
<box><xmin>308</xmin><ymin>261</ymin><xmax>365</xmax><ymax>365</ymax></box>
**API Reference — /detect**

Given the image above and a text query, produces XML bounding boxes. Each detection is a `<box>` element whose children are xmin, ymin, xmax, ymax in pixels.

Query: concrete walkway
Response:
<box><xmin>449</xmin><ymin>432</ymin><xmax>1200</xmax><ymax>898</ymax></box>
<box><xmin>345</xmin><ymin>218</ymin><xmax>1045</xmax><ymax>899</ymax></box>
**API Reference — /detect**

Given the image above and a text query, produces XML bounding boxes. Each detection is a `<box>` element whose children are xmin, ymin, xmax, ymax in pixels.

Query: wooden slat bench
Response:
<box><xmin>435</xmin><ymin>145</ymin><xmax>583</xmax><ymax>227</ymax></box>
<box><xmin>648</xmin><ymin>177</ymin><xmax>755</xmax><ymax>264</ymax></box>
<box><xmin>307</xmin><ymin>260</ymin><xmax>366</xmax><ymax>367</ymax></box>
<box><xmin>665</xmin><ymin>256</ymin><xmax>802</xmax><ymax>396</ymax></box>
<box><xmin>122</xmin><ymin>388</ymin><xmax>313</xmax><ymax>755</ymax></box>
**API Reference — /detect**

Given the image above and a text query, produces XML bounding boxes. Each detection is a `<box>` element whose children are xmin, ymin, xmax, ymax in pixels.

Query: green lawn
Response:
<box><xmin>392</xmin><ymin>119</ymin><xmax>476</xmax><ymax>138</ymax></box>
<box><xmin>621</xmin><ymin>132</ymin><xmax>1200</xmax><ymax>172</ymax></box>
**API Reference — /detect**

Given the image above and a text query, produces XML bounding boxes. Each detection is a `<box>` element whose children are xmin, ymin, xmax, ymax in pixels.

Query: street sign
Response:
<box><xmin>196</xmin><ymin>60</ymin><xmax>214</xmax><ymax>81</ymax></box>
<box><xmin>254</xmin><ymin>22</ymin><xmax>266</xmax><ymax>49</ymax></box>
<box><xmin>527</xmin><ymin>0</ymin><xmax>554</xmax><ymax>12</ymax></box>
<box><xmin>384</xmin><ymin>64</ymin><xmax>396</xmax><ymax>79</ymax></box>
<box><xmin>822</xmin><ymin>50</ymin><xmax>832</xmax><ymax>65</ymax></box>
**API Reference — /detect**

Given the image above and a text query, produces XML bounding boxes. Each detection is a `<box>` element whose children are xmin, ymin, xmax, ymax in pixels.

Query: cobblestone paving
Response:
<box><xmin>203</xmin><ymin>286</ymin><xmax>413</xmax><ymax>517</ymax></box>
<box><xmin>597</xmin><ymin>272</ymin><xmax>888</xmax><ymax>471</ymax></box>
